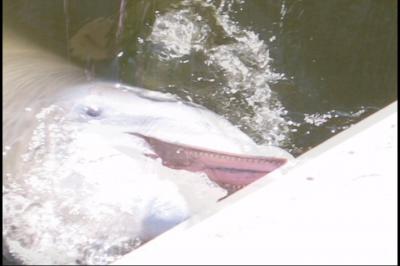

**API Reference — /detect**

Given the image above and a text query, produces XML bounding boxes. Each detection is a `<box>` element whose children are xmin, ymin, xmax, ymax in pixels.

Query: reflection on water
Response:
<box><xmin>3</xmin><ymin>0</ymin><xmax>397</xmax><ymax>264</ymax></box>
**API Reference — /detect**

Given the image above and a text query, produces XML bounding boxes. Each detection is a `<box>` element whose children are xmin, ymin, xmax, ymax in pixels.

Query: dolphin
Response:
<box><xmin>3</xmin><ymin>29</ymin><xmax>293</xmax><ymax>264</ymax></box>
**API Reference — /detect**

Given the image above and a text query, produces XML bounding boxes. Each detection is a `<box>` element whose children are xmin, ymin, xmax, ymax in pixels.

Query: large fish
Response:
<box><xmin>3</xmin><ymin>29</ymin><xmax>293</xmax><ymax>264</ymax></box>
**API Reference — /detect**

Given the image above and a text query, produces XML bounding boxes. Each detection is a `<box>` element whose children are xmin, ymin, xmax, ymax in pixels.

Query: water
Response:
<box><xmin>4</xmin><ymin>0</ymin><xmax>397</xmax><ymax>155</ymax></box>
<box><xmin>3</xmin><ymin>0</ymin><xmax>397</xmax><ymax>264</ymax></box>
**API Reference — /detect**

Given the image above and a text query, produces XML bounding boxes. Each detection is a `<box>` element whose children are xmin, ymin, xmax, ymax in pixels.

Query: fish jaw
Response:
<box><xmin>128</xmin><ymin>133</ymin><xmax>287</xmax><ymax>188</ymax></box>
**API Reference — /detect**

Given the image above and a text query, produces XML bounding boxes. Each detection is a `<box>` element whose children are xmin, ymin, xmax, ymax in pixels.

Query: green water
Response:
<box><xmin>2</xmin><ymin>1</ymin><xmax>398</xmax><ymax>264</ymax></box>
<box><xmin>4</xmin><ymin>0</ymin><xmax>397</xmax><ymax>156</ymax></box>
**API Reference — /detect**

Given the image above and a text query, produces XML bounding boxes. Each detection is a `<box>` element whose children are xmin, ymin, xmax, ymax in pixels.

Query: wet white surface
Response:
<box><xmin>114</xmin><ymin>101</ymin><xmax>397</xmax><ymax>265</ymax></box>
<box><xmin>3</xmin><ymin>26</ymin><xmax>294</xmax><ymax>264</ymax></box>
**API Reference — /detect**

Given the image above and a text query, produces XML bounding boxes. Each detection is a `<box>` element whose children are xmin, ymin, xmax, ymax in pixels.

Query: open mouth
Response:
<box><xmin>129</xmin><ymin>133</ymin><xmax>288</xmax><ymax>193</ymax></box>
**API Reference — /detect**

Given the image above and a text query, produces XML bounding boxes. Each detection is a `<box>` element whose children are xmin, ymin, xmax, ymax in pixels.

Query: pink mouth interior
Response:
<box><xmin>129</xmin><ymin>133</ymin><xmax>287</xmax><ymax>192</ymax></box>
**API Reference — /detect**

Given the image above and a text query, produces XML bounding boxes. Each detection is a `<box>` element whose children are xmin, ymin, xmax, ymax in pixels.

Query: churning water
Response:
<box><xmin>3</xmin><ymin>0</ymin><xmax>397</xmax><ymax>264</ymax></box>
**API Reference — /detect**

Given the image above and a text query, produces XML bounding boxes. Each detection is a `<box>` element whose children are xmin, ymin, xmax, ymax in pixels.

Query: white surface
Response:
<box><xmin>113</xmin><ymin>101</ymin><xmax>397</xmax><ymax>265</ymax></box>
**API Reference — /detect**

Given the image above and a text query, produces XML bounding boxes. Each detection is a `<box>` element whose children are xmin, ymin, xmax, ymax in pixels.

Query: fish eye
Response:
<box><xmin>84</xmin><ymin>105</ymin><xmax>102</xmax><ymax>117</ymax></box>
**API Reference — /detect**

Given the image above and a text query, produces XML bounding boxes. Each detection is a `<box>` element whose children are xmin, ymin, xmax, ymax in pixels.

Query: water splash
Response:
<box><xmin>143</xmin><ymin>0</ymin><xmax>290</xmax><ymax>147</ymax></box>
